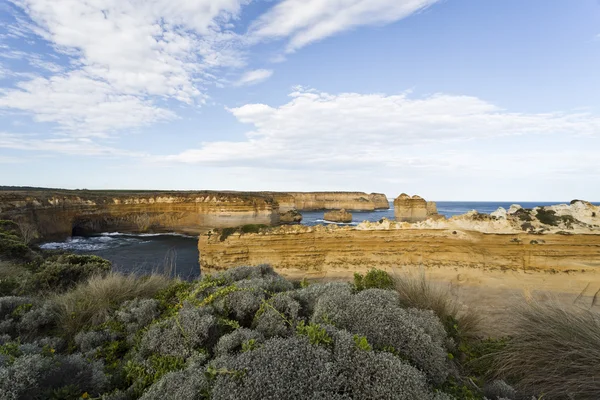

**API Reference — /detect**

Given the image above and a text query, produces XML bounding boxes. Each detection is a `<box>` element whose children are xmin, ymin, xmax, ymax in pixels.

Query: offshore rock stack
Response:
<box><xmin>324</xmin><ymin>209</ymin><xmax>353</xmax><ymax>223</ymax></box>
<box><xmin>393</xmin><ymin>194</ymin><xmax>440</xmax><ymax>222</ymax></box>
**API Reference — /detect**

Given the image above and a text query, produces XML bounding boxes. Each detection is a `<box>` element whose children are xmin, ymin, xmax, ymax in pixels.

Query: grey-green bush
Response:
<box><xmin>0</xmin><ymin>353</ymin><xmax>109</xmax><ymax>400</ymax></box>
<box><xmin>253</xmin><ymin>293</ymin><xmax>301</xmax><ymax>338</ymax></box>
<box><xmin>215</xmin><ymin>328</ymin><xmax>264</xmax><ymax>357</ymax></box>
<box><xmin>139</xmin><ymin>305</ymin><xmax>219</xmax><ymax>358</ymax></box>
<box><xmin>209</xmin><ymin>336</ymin><xmax>339</xmax><ymax>400</ymax></box>
<box><xmin>312</xmin><ymin>288</ymin><xmax>450</xmax><ymax>384</ymax></box>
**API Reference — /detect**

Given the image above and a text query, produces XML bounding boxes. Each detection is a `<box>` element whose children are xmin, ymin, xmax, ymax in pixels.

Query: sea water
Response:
<box><xmin>39</xmin><ymin>201</ymin><xmax>586</xmax><ymax>278</ymax></box>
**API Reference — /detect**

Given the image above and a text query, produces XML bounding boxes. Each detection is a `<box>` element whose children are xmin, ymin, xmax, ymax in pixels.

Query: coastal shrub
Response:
<box><xmin>124</xmin><ymin>354</ymin><xmax>186</xmax><ymax>396</ymax></box>
<box><xmin>483</xmin><ymin>380</ymin><xmax>516</xmax><ymax>400</ymax></box>
<box><xmin>212</xmin><ymin>290</ymin><xmax>264</xmax><ymax>327</ymax></box>
<box><xmin>74</xmin><ymin>330</ymin><xmax>112</xmax><ymax>354</ymax></box>
<box><xmin>534</xmin><ymin>207</ymin><xmax>559</xmax><ymax>226</ymax></box>
<box><xmin>0</xmin><ymin>236</ymin><xmax>30</xmax><ymax>261</ymax></box>
<box><xmin>209</xmin><ymin>336</ymin><xmax>339</xmax><ymax>400</ymax></box>
<box><xmin>216</xmin><ymin>264</ymin><xmax>278</xmax><ymax>283</ymax></box>
<box><xmin>0</xmin><ymin>353</ymin><xmax>109</xmax><ymax>400</ymax></box>
<box><xmin>139</xmin><ymin>364</ymin><xmax>209</xmax><ymax>400</ymax></box>
<box><xmin>492</xmin><ymin>300</ymin><xmax>600</xmax><ymax>399</ymax></box>
<box><xmin>116</xmin><ymin>298</ymin><xmax>160</xmax><ymax>339</ymax></box>
<box><xmin>253</xmin><ymin>293</ymin><xmax>301</xmax><ymax>338</ymax></box>
<box><xmin>53</xmin><ymin>272</ymin><xmax>170</xmax><ymax>337</ymax></box>
<box><xmin>512</xmin><ymin>208</ymin><xmax>533</xmax><ymax>222</ymax></box>
<box><xmin>393</xmin><ymin>270</ymin><xmax>481</xmax><ymax>340</ymax></box>
<box><xmin>353</xmin><ymin>268</ymin><xmax>395</xmax><ymax>291</ymax></box>
<box><xmin>291</xmin><ymin>282</ymin><xmax>353</xmax><ymax>319</ymax></box>
<box><xmin>215</xmin><ymin>328</ymin><xmax>264</xmax><ymax>356</ymax></box>
<box><xmin>17</xmin><ymin>301</ymin><xmax>59</xmax><ymax>340</ymax></box>
<box><xmin>139</xmin><ymin>305</ymin><xmax>219</xmax><ymax>358</ymax></box>
<box><xmin>29</xmin><ymin>254</ymin><xmax>112</xmax><ymax>293</ymax></box>
<box><xmin>312</xmin><ymin>288</ymin><xmax>450</xmax><ymax>384</ymax></box>
<box><xmin>0</xmin><ymin>221</ymin><xmax>19</xmax><ymax>236</ymax></box>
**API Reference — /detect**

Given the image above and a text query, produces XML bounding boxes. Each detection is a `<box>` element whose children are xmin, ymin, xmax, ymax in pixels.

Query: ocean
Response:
<box><xmin>39</xmin><ymin>201</ymin><xmax>585</xmax><ymax>279</ymax></box>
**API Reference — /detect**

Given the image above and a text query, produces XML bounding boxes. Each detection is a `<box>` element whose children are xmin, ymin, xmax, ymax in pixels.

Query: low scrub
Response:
<box><xmin>53</xmin><ymin>272</ymin><xmax>171</xmax><ymax>337</ymax></box>
<box><xmin>492</xmin><ymin>300</ymin><xmax>600</xmax><ymax>399</ymax></box>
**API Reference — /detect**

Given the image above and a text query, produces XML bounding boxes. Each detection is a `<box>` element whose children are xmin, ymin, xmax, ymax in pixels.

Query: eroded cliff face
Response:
<box><xmin>0</xmin><ymin>190</ymin><xmax>279</xmax><ymax>240</ymax></box>
<box><xmin>199</xmin><ymin>201</ymin><xmax>600</xmax><ymax>278</ymax></box>
<box><xmin>199</xmin><ymin>224</ymin><xmax>600</xmax><ymax>278</ymax></box>
<box><xmin>269</xmin><ymin>192</ymin><xmax>389</xmax><ymax>212</ymax></box>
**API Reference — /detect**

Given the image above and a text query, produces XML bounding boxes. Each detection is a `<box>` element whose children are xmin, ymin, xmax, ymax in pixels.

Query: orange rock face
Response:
<box><xmin>0</xmin><ymin>189</ymin><xmax>280</xmax><ymax>240</ymax></box>
<box><xmin>199</xmin><ymin>224</ymin><xmax>600</xmax><ymax>279</ymax></box>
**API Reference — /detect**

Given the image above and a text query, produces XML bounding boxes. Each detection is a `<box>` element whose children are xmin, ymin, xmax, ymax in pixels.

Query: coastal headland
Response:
<box><xmin>0</xmin><ymin>188</ymin><xmax>388</xmax><ymax>240</ymax></box>
<box><xmin>199</xmin><ymin>199</ymin><xmax>600</xmax><ymax>306</ymax></box>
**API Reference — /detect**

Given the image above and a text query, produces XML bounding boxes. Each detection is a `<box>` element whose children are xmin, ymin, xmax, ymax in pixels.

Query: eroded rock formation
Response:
<box><xmin>279</xmin><ymin>209</ymin><xmax>303</xmax><ymax>224</ymax></box>
<box><xmin>0</xmin><ymin>189</ymin><xmax>389</xmax><ymax>240</ymax></box>
<box><xmin>0</xmin><ymin>189</ymin><xmax>280</xmax><ymax>240</ymax></box>
<box><xmin>323</xmin><ymin>209</ymin><xmax>352</xmax><ymax>223</ymax></box>
<box><xmin>199</xmin><ymin>201</ymin><xmax>600</xmax><ymax>278</ymax></box>
<box><xmin>394</xmin><ymin>194</ymin><xmax>439</xmax><ymax>222</ymax></box>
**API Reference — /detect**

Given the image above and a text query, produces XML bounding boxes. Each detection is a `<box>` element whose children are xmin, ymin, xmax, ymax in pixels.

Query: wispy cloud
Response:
<box><xmin>0</xmin><ymin>0</ymin><xmax>249</xmax><ymax>135</ymax></box>
<box><xmin>0</xmin><ymin>132</ymin><xmax>144</xmax><ymax>157</ymax></box>
<box><xmin>163</xmin><ymin>87</ymin><xmax>600</xmax><ymax>167</ymax></box>
<box><xmin>234</xmin><ymin>69</ymin><xmax>274</xmax><ymax>86</ymax></box>
<box><xmin>249</xmin><ymin>0</ymin><xmax>439</xmax><ymax>52</ymax></box>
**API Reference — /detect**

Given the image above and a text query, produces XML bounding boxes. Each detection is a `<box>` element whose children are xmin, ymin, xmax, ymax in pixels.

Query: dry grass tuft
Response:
<box><xmin>493</xmin><ymin>300</ymin><xmax>600</xmax><ymax>400</ymax></box>
<box><xmin>392</xmin><ymin>268</ymin><xmax>481</xmax><ymax>339</ymax></box>
<box><xmin>54</xmin><ymin>272</ymin><xmax>172</xmax><ymax>337</ymax></box>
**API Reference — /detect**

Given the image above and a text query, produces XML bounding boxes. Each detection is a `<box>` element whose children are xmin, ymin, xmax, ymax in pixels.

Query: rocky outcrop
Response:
<box><xmin>323</xmin><ymin>209</ymin><xmax>352</xmax><ymax>223</ymax></box>
<box><xmin>279</xmin><ymin>209</ymin><xmax>303</xmax><ymax>224</ymax></box>
<box><xmin>199</xmin><ymin>223</ymin><xmax>600</xmax><ymax>277</ymax></box>
<box><xmin>394</xmin><ymin>194</ymin><xmax>439</xmax><ymax>222</ymax></box>
<box><xmin>0</xmin><ymin>189</ymin><xmax>280</xmax><ymax>240</ymax></box>
<box><xmin>269</xmin><ymin>192</ymin><xmax>389</xmax><ymax>212</ymax></box>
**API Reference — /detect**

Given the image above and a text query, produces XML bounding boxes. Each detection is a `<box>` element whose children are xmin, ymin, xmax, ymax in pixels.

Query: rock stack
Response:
<box><xmin>324</xmin><ymin>209</ymin><xmax>353</xmax><ymax>223</ymax></box>
<box><xmin>394</xmin><ymin>194</ymin><xmax>439</xmax><ymax>222</ymax></box>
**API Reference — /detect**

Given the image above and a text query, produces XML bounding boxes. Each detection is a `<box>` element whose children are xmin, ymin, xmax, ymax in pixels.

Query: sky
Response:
<box><xmin>0</xmin><ymin>0</ymin><xmax>599</xmax><ymax>201</ymax></box>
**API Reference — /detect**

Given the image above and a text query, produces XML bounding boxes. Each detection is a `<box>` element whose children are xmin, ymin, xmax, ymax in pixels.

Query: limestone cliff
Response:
<box><xmin>199</xmin><ymin>223</ymin><xmax>600</xmax><ymax>277</ymax></box>
<box><xmin>269</xmin><ymin>192</ymin><xmax>389</xmax><ymax>212</ymax></box>
<box><xmin>394</xmin><ymin>194</ymin><xmax>439</xmax><ymax>222</ymax></box>
<box><xmin>0</xmin><ymin>189</ymin><xmax>280</xmax><ymax>240</ymax></box>
<box><xmin>199</xmin><ymin>200</ymin><xmax>600</xmax><ymax>278</ymax></box>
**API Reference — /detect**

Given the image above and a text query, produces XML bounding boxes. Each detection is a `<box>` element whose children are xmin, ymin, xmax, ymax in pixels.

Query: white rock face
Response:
<box><xmin>507</xmin><ymin>204</ymin><xmax>523</xmax><ymax>214</ymax></box>
<box><xmin>491</xmin><ymin>207</ymin><xmax>507</xmax><ymax>219</ymax></box>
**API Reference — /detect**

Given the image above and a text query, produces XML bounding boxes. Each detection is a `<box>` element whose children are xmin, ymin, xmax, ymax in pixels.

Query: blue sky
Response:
<box><xmin>0</xmin><ymin>0</ymin><xmax>599</xmax><ymax>200</ymax></box>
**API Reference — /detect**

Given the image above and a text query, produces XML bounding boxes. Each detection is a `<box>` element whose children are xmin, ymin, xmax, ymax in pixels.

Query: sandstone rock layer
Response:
<box><xmin>199</xmin><ymin>226</ymin><xmax>600</xmax><ymax>278</ymax></box>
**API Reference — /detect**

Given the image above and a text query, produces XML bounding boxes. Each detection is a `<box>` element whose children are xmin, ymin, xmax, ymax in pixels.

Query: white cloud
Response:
<box><xmin>163</xmin><ymin>88</ymin><xmax>600</xmax><ymax>167</ymax></box>
<box><xmin>0</xmin><ymin>0</ymin><xmax>249</xmax><ymax>135</ymax></box>
<box><xmin>249</xmin><ymin>0</ymin><xmax>439</xmax><ymax>52</ymax></box>
<box><xmin>0</xmin><ymin>72</ymin><xmax>175</xmax><ymax>136</ymax></box>
<box><xmin>234</xmin><ymin>69</ymin><xmax>274</xmax><ymax>86</ymax></box>
<box><xmin>0</xmin><ymin>132</ymin><xmax>144</xmax><ymax>156</ymax></box>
